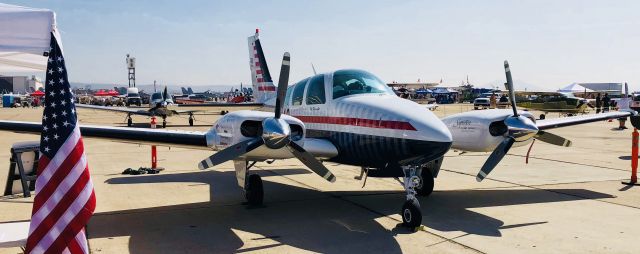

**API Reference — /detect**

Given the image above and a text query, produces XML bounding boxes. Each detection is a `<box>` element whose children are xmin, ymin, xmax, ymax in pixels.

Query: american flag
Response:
<box><xmin>25</xmin><ymin>33</ymin><xmax>96</xmax><ymax>254</ymax></box>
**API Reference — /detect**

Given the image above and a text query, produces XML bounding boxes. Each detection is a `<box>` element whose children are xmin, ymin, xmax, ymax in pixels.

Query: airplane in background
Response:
<box><xmin>515</xmin><ymin>91</ymin><xmax>593</xmax><ymax>119</ymax></box>
<box><xmin>0</xmin><ymin>30</ymin><xmax>633</xmax><ymax>229</ymax></box>
<box><xmin>77</xmin><ymin>86</ymin><xmax>262</xmax><ymax>128</ymax></box>
<box><xmin>76</xmin><ymin>87</ymin><xmax>205</xmax><ymax>128</ymax></box>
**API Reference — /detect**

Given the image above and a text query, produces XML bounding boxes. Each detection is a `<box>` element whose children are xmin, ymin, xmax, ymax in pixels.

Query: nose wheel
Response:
<box><xmin>162</xmin><ymin>116</ymin><xmax>167</xmax><ymax>128</ymax></box>
<box><xmin>188</xmin><ymin>114</ymin><xmax>194</xmax><ymax>126</ymax></box>
<box><xmin>401</xmin><ymin>165</ymin><xmax>423</xmax><ymax>228</ymax></box>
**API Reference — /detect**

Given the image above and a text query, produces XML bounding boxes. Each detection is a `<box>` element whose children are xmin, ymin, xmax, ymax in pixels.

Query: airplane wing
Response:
<box><xmin>176</xmin><ymin>102</ymin><xmax>263</xmax><ymax>108</ymax></box>
<box><xmin>0</xmin><ymin>120</ymin><xmax>209</xmax><ymax>150</ymax></box>
<box><xmin>536</xmin><ymin>111</ymin><xmax>633</xmax><ymax>130</ymax></box>
<box><xmin>76</xmin><ymin>104</ymin><xmax>152</xmax><ymax>116</ymax></box>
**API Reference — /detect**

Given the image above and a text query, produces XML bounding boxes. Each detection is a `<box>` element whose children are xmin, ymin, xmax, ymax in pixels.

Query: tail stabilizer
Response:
<box><xmin>248</xmin><ymin>29</ymin><xmax>276</xmax><ymax>103</ymax></box>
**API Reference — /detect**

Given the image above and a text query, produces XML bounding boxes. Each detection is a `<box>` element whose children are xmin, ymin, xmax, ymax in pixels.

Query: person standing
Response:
<box><xmin>595</xmin><ymin>93</ymin><xmax>602</xmax><ymax>113</ymax></box>
<box><xmin>603</xmin><ymin>93</ymin><xmax>611</xmax><ymax>112</ymax></box>
<box><xmin>490</xmin><ymin>92</ymin><xmax>497</xmax><ymax>109</ymax></box>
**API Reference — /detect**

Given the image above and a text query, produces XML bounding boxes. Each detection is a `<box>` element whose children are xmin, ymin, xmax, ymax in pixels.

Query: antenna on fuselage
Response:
<box><xmin>311</xmin><ymin>63</ymin><xmax>317</xmax><ymax>75</ymax></box>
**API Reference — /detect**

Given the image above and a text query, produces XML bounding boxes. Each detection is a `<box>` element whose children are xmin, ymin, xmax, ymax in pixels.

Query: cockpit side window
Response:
<box><xmin>306</xmin><ymin>75</ymin><xmax>326</xmax><ymax>105</ymax></box>
<box><xmin>291</xmin><ymin>78</ymin><xmax>308</xmax><ymax>106</ymax></box>
<box><xmin>332</xmin><ymin>70</ymin><xmax>393</xmax><ymax>99</ymax></box>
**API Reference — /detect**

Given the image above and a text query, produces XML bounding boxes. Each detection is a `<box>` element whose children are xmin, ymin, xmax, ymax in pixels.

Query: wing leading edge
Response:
<box><xmin>536</xmin><ymin>111</ymin><xmax>633</xmax><ymax>130</ymax></box>
<box><xmin>0</xmin><ymin>120</ymin><xmax>209</xmax><ymax>150</ymax></box>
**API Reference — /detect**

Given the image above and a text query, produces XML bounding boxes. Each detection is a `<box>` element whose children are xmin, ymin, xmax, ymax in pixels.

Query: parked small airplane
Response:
<box><xmin>76</xmin><ymin>87</ymin><xmax>204</xmax><ymax>128</ymax></box>
<box><xmin>515</xmin><ymin>91</ymin><xmax>593</xmax><ymax>119</ymax></box>
<box><xmin>77</xmin><ymin>86</ymin><xmax>260</xmax><ymax>127</ymax></box>
<box><xmin>0</xmin><ymin>30</ymin><xmax>633</xmax><ymax>229</ymax></box>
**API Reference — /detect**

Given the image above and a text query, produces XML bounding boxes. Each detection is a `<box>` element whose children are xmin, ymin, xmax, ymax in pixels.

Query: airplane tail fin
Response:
<box><xmin>181</xmin><ymin>87</ymin><xmax>188</xmax><ymax>95</ymax></box>
<box><xmin>248</xmin><ymin>29</ymin><xmax>276</xmax><ymax>104</ymax></box>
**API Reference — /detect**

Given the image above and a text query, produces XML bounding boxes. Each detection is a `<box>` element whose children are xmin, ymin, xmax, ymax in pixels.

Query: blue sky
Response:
<box><xmin>5</xmin><ymin>0</ymin><xmax>640</xmax><ymax>91</ymax></box>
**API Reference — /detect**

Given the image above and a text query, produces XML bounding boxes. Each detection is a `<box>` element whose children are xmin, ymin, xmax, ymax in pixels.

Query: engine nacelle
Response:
<box><xmin>442</xmin><ymin>109</ymin><xmax>535</xmax><ymax>152</ymax></box>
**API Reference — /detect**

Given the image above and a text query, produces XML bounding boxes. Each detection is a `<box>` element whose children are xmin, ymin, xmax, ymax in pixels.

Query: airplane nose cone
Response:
<box><xmin>410</xmin><ymin>115</ymin><xmax>453</xmax><ymax>143</ymax></box>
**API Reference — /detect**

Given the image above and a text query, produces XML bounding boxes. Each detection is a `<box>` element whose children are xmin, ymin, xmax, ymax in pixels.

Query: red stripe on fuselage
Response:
<box><xmin>292</xmin><ymin>116</ymin><xmax>416</xmax><ymax>131</ymax></box>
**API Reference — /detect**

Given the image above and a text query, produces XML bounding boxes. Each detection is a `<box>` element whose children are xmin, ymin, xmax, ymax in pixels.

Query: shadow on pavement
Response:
<box><xmin>90</xmin><ymin>170</ymin><xmax>614</xmax><ymax>253</ymax></box>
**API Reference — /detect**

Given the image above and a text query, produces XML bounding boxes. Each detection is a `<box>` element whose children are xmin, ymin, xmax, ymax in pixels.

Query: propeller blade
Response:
<box><xmin>535</xmin><ymin>131</ymin><xmax>572</xmax><ymax>147</ymax></box>
<box><xmin>163</xmin><ymin>86</ymin><xmax>168</xmax><ymax>102</ymax></box>
<box><xmin>504</xmin><ymin>60</ymin><xmax>518</xmax><ymax>117</ymax></box>
<box><xmin>288</xmin><ymin>141</ymin><xmax>336</xmax><ymax>182</ymax></box>
<box><xmin>274</xmin><ymin>52</ymin><xmax>290</xmax><ymax>119</ymax></box>
<box><xmin>476</xmin><ymin>137</ymin><xmax>515</xmax><ymax>182</ymax></box>
<box><xmin>198</xmin><ymin>138</ymin><xmax>264</xmax><ymax>170</ymax></box>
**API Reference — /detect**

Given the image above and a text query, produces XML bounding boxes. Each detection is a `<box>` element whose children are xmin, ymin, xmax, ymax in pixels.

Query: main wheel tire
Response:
<box><xmin>416</xmin><ymin>169</ymin><xmax>435</xmax><ymax>197</ymax></box>
<box><xmin>539</xmin><ymin>114</ymin><xmax>546</xmax><ymax>120</ymax></box>
<box><xmin>189</xmin><ymin>118</ymin><xmax>194</xmax><ymax>126</ymax></box>
<box><xmin>401</xmin><ymin>201</ymin><xmax>422</xmax><ymax>228</ymax></box>
<box><xmin>245</xmin><ymin>174</ymin><xmax>264</xmax><ymax>206</ymax></box>
<box><xmin>127</xmin><ymin>118</ymin><xmax>132</xmax><ymax>127</ymax></box>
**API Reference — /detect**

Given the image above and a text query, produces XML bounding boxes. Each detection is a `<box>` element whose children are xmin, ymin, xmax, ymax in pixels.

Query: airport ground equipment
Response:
<box><xmin>3</xmin><ymin>141</ymin><xmax>39</xmax><ymax>197</ymax></box>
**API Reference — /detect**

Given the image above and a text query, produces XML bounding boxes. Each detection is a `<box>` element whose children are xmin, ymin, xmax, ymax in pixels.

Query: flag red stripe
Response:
<box><xmin>46</xmin><ymin>190</ymin><xmax>95</xmax><ymax>254</ymax></box>
<box><xmin>36</xmin><ymin>155</ymin><xmax>51</xmax><ymax>176</ymax></box>
<box><xmin>32</xmin><ymin>141</ymin><xmax>84</xmax><ymax>213</ymax></box>
<box><xmin>26</xmin><ymin>167</ymin><xmax>90</xmax><ymax>251</ymax></box>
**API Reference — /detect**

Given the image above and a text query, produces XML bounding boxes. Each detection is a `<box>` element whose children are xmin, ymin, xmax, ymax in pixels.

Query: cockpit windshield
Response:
<box><xmin>151</xmin><ymin>92</ymin><xmax>163</xmax><ymax>101</ymax></box>
<box><xmin>332</xmin><ymin>69</ymin><xmax>393</xmax><ymax>99</ymax></box>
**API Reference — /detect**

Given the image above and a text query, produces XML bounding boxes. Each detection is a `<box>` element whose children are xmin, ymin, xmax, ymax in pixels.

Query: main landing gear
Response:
<box><xmin>188</xmin><ymin>113</ymin><xmax>195</xmax><ymax>126</ymax></box>
<box><xmin>245</xmin><ymin>174</ymin><xmax>264</xmax><ymax>205</ymax></box>
<box><xmin>234</xmin><ymin>161</ymin><xmax>264</xmax><ymax>206</ymax></box>
<box><xmin>400</xmin><ymin>165</ymin><xmax>423</xmax><ymax>229</ymax></box>
<box><xmin>162</xmin><ymin>116</ymin><xmax>167</xmax><ymax>128</ymax></box>
<box><xmin>126</xmin><ymin>114</ymin><xmax>133</xmax><ymax>127</ymax></box>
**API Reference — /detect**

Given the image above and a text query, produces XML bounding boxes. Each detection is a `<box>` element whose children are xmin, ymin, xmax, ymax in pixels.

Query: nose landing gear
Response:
<box><xmin>400</xmin><ymin>165</ymin><xmax>423</xmax><ymax>229</ymax></box>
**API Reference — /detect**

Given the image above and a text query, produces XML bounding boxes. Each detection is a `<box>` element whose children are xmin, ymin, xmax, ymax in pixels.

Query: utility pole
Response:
<box><xmin>126</xmin><ymin>54</ymin><xmax>136</xmax><ymax>88</ymax></box>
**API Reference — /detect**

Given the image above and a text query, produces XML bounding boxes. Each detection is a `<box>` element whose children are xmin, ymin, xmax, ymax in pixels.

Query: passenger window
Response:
<box><xmin>306</xmin><ymin>75</ymin><xmax>326</xmax><ymax>105</ymax></box>
<box><xmin>291</xmin><ymin>79</ymin><xmax>308</xmax><ymax>106</ymax></box>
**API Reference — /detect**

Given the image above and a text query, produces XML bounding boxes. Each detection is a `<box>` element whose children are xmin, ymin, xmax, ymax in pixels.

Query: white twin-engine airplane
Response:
<box><xmin>0</xmin><ymin>31</ymin><xmax>633</xmax><ymax>228</ymax></box>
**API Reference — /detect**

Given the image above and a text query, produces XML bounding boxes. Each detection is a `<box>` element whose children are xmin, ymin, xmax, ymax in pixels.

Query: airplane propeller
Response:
<box><xmin>476</xmin><ymin>61</ymin><xmax>572</xmax><ymax>182</ymax></box>
<box><xmin>149</xmin><ymin>86</ymin><xmax>170</xmax><ymax>112</ymax></box>
<box><xmin>197</xmin><ymin>53</ymin><xmax>336</xmax><ymax>182</ymax></box>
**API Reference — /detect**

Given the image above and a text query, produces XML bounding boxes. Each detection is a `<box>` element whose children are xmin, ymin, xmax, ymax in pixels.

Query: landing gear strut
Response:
<box><xmin>400</xmin><ymin>165</ymin><xmax>422</xmax><ymax>228</ymax></box>
<box><xmin>162</xmin><ymin>116</ymin><xmax>167</xmax><ymax>128</ymax></box>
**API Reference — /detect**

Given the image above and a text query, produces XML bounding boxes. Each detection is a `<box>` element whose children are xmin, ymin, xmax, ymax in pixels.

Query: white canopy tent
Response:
<box><xmin>0</xmin><ymin>3</ymin><xmax>58</xmax><ymax>73</ymax></box>
<box><xmin>558</xmin><ymin>83</ymin><xmax>595</xmax><ymax>93</ymax></box>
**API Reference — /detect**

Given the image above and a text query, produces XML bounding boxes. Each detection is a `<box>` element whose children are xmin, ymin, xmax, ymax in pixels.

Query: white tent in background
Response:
<box><xmin>0</xmin><ymin>3</ymin><xmax>58</xmax><ymax>73</ymax></box>
<box><xmin>558</xmin><ymin>83</ymin><xmax>595</xmax><ymax>93</ymax></box>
